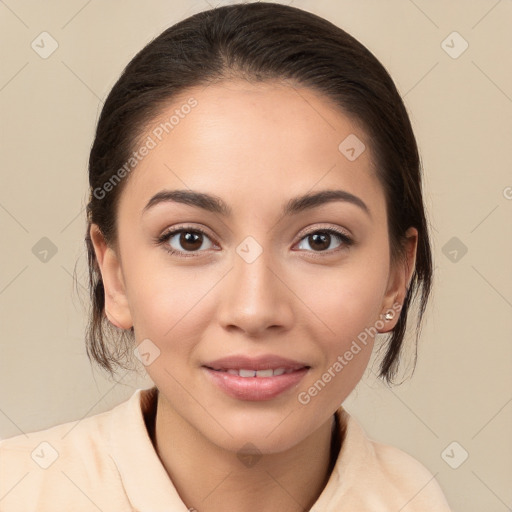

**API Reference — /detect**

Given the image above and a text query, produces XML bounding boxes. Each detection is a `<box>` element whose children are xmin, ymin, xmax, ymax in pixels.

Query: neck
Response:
<box><xmin>151</xmin><ymin>392</ymin><xmax>340</xmax><ymax>512</ymax></box>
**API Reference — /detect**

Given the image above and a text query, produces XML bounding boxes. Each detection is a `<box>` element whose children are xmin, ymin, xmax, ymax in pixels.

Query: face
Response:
<box><xmin>92</xmin><ymin>80</ymin><xmax>416</xmax><ymax>454</ymax></box>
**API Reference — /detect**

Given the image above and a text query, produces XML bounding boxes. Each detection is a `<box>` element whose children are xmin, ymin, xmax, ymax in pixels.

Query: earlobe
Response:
<box><xmin>89</xmin><ymin>224</ymin><xmax>133</xmax><ymax>330</ymax></box>
<box><xmin>378</xmin><ymin>227</ymin><xmax>418</xmax><ymax>333</ymax></box>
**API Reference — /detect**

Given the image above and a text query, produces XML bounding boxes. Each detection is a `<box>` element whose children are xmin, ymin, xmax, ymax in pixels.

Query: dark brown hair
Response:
<box><xmin>84</xmin><ymin>2</ymin><xmax>432</xmax><ymax>383</ymax></box>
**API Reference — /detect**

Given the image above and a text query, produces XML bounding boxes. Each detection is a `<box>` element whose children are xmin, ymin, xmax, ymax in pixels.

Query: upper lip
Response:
<box><xmin>203</xmin><ymin>355</ymin><xmax>310</xmax><ymax>371</ymax></box>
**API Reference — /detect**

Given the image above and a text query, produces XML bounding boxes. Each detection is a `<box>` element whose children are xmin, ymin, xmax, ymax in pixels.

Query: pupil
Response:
<box><xmin>311</xmin><ymin>232</ymin><xmax>329</xmax><ymax>251</ymax></box>
<box><xmin>181</xmin><ymin>231</ymin><xmax>202</xmax><ymax>250</ymax></box>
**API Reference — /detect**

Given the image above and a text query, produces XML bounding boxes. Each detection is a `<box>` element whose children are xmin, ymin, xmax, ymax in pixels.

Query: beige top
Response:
<box><xmin>0</xmin><ymin>386</ymin><xmax>451</xmax><ymax>511</ymax></box>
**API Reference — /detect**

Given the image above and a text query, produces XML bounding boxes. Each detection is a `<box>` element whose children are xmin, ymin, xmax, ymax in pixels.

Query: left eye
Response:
<box><xmin>296</xmin><ymin>229</ymin><xmax>352</xmax><ymax>252</ymax></box>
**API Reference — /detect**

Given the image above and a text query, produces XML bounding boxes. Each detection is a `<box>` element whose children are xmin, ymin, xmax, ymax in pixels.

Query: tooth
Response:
<box><xmin>256</xmin><ymin>369</ymin><xmax>274</xmax><ymax>378</ymax></box>
<box><xmin>239</xmin><ymin>369</ymin><xmax>256</xmax><ymax>377</ymax></box>
<box><xmin>273</xmin><ymin>368</ymin><xmax>285</xmax><ymax>376</ymax></box>
<box><xmin>227</xmin><ymin>369</ymin><xmax>238</xmax><ymax>375</ymax></box>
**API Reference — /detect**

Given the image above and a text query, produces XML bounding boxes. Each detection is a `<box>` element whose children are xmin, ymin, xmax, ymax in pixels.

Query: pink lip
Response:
<box><xmin>202</xmin><ymin>354</ymin><xmax>310</xmax><ymax>401</ymax></box>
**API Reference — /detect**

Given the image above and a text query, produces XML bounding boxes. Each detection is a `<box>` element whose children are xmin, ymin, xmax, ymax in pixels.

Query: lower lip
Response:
<box><xmin>202</xmin><ymin>367</ymin><xmax>309</xmax><ymax>401</ymax></box>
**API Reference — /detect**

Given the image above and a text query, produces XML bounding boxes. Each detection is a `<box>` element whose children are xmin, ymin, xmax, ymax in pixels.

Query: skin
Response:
<box><xmin>91</xmin><ymin>80</ymin><xmax>417</xmax><ymax>512</ymax></box>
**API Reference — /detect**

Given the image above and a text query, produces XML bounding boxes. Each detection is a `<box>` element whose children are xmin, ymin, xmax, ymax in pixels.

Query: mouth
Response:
<box><xmin>201</xmin><ymin>355</ymin><xmax>310</xmax><ymax>401</ymax></box>
<box><xmin>205</xmin><ymin>367</ymin><xmax>302</xmax><ymax>377</ymax></box>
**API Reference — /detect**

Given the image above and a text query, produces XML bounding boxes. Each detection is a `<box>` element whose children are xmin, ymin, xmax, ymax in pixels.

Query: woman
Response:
<box><xmin>0</xmin><ymin>3</ymin><xmax>452</xmax><ymax>510</ymax></box>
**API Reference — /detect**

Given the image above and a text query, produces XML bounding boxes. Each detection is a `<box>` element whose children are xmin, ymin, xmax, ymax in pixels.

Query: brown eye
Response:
<box><xmin>178</xmin><ymin>231</ymin><xmax>204</xmax><ymax>251</ymax></box>
<box><xmin>159</xmin><ymin>228</ymin><xmax>214</xmax><ymax>255</ymax></box>
<box><xmin>308</xmin><ymin>232</ymin><xmax>331</xmax><ymax>251</ymax></box>
<box><xmin>297</xmin><ymin>229</ymin><xmax>352</xmax><ymax>253</ymax></box>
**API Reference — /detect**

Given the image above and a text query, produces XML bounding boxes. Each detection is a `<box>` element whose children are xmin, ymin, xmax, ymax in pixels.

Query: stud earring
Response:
<box><xmin>384</xmin><ymin>311</ymin><xmax>395</xmax><ymax>321</ymax></box>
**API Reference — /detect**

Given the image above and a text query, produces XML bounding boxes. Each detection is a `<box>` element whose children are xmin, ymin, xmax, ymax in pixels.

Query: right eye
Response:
<box><xmin>157</xmin><ymin>226</ymin><xmax>216</xmax><ymax>257</ymax></box>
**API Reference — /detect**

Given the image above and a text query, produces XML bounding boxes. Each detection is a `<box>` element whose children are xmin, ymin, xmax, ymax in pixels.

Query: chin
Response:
<box><xmin>202</xmin><ymin>402</ymin><xmax>327</xmax><ymax>454</ymax></box>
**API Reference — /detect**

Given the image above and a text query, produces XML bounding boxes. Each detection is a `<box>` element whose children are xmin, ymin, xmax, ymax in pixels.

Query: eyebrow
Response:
<box><xmin>142</xmin><ymin>188</ymin><xmax>371</xmax><ymax>218</ymax></box>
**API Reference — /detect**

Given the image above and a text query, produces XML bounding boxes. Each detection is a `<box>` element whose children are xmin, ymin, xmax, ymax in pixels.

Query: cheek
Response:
<box><xmin>292</xmin><ymin>252</ymin><xmax>390</xmax><ymax>398</ymax></box>
<box><xmin>122</xmin><ymin>246</ymin><xmax>218</xmax><ymax>353</ymax></box>
<box><xmin>306</xmin><ymin>287</ymin><xmax>378</xmax><ymax>377</ymax></box>
<box><xmin>295</xmin><ymin>254</ymin><xmax>389</xmax><ymax>343</ymax></box>
<box><xmin>292</xmin><ymin>289</ymin><xmax>379</xmax><ymax>432</ymax></box>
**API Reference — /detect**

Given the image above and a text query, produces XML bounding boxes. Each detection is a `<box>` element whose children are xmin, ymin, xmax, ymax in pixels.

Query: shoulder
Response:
<box><xmin>0</xmin><ymin>402</ymin><xmax>113</xmax><ymax>456</ymax></box>
<box><xmin>319</xmin><ymin>408</ymin><xmax>452</xmax><ymax>511</ymax></box>
<box><xmin>369</xmin><ymin>438</ymin><xmax>451</xmax><ymax>510</ymax></box>
<box><xmin>0</xmin><ymin>389</ymin><xmax>144</xmax><ymax>511</ymax></box>
<box><xmin>0</xmin><ymin>388</ymin><xmax>132</xmax><ymax>460</ymax></box>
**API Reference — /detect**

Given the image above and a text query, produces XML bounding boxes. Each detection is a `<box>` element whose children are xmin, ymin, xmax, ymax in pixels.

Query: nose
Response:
<box><xmin>216</xmin><ymin>246</ymin><xmax>294</xmax><ymax>337</ymax></box>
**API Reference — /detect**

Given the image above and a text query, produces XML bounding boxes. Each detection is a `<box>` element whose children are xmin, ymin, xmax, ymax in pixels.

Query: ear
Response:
<box><xmin>378</xmin><ymin>227</ymin><xmax>418</xmax><ymax>333</ymax></box>
<box><xmin>89</xmin><ymin>224</ymin><xmax>133</xmax><ymax>330</ymax></box>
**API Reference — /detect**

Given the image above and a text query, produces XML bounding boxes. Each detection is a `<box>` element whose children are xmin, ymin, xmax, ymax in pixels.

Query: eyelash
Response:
<box><xmin>155</xmin><ymin>225</ymin><xmax>354</xmax><ymax>258</ymax></box>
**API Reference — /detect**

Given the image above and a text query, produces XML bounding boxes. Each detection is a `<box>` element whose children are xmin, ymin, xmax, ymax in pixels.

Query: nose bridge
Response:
<box><xmin>218</xmin><ymin>239</ymin><xmax>292</xmax><ymax>334</ymax></box>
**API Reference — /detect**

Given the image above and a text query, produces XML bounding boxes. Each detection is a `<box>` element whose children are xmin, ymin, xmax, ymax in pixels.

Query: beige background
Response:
<box><xmin>1</xmin><ymin>0</ymin><xmax>511</xmax><ymax>510</ymax></box>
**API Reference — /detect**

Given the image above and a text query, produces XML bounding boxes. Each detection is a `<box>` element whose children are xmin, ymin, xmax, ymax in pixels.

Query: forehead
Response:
<box><xmin>119</xmin><ymin>80</ymin><xmax>384</xmax><ymax>217</ymax></box>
